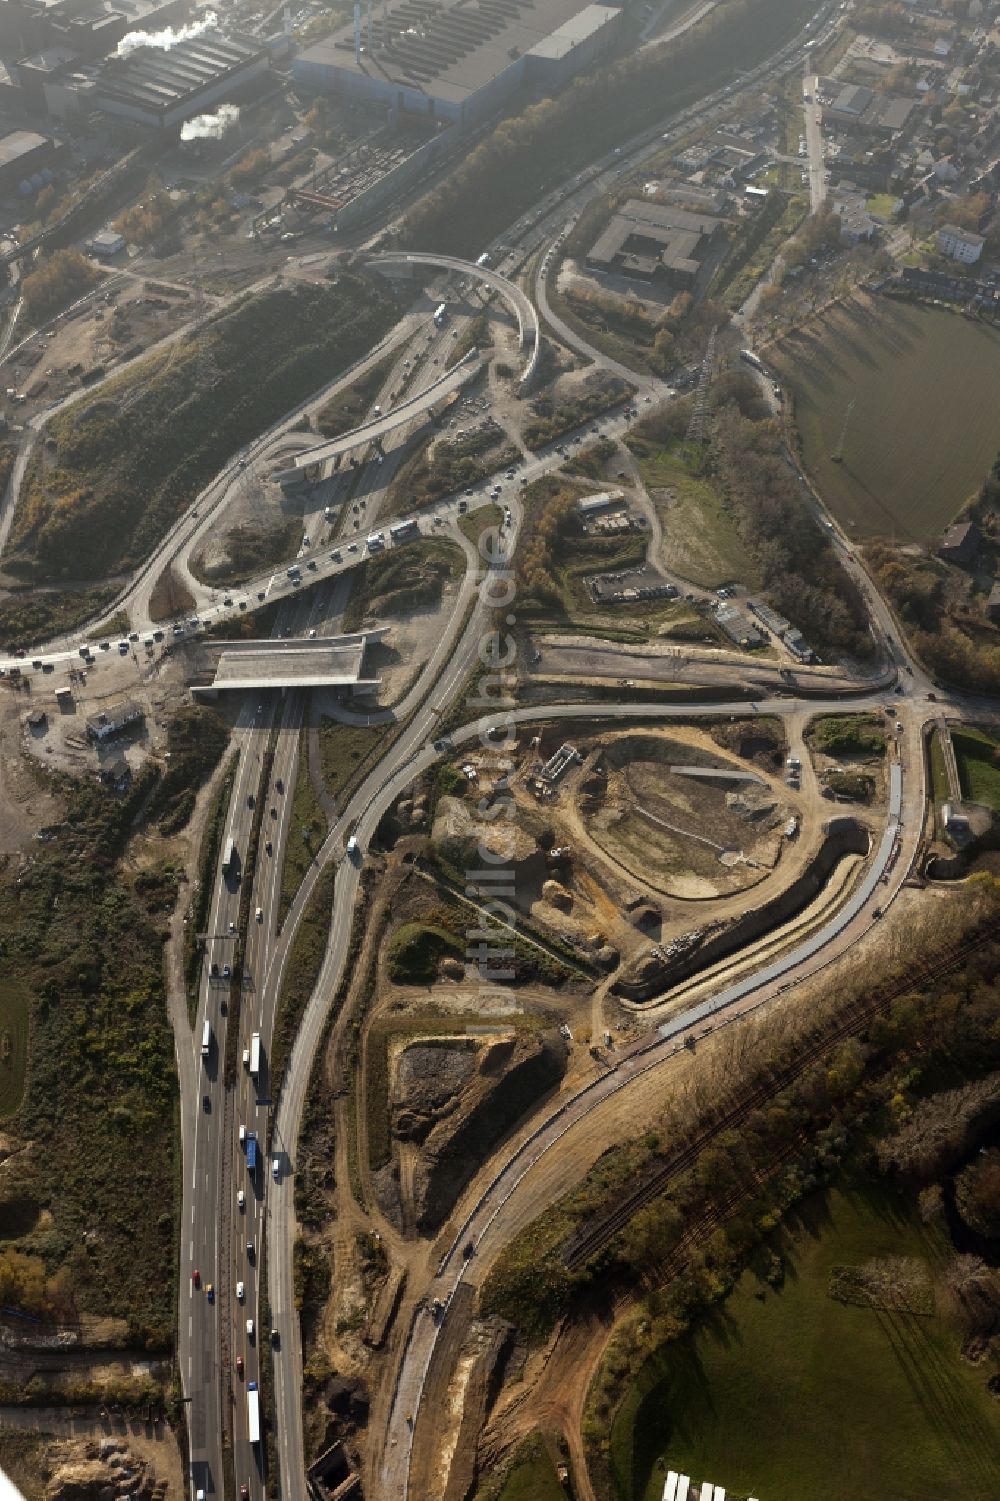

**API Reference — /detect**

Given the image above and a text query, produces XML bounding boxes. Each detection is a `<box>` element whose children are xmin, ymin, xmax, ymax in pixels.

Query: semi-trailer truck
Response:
<box><xmin>201</xmin><ymin>1019</ymin><xmax>211</xmax><ymax>1059</ymax></box>
<box><xmin>249</xmin><ymin>1032</ymin><xmax>261</xmax><ymax>1078</ymax></box>
<box><xmin>246</xmin><ymin>1131</ymin><xmax>258</xmax><ymax>1173</ymax></box>
<box><xmin>247</xmin><ymin>1382</ymin><xmax>260</xmax><ymax>1445</ymax></box>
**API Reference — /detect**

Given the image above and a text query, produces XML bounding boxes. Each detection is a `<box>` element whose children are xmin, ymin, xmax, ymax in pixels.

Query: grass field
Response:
<box><xmin>929</xmin><ymin>728</ymin><xmax>951</xmax><ymax>806</ymax></box>
<box><xmin>271</xmin><ymin>862</ymin><xmax>336</xmax><ymax>1098</ymax></box>
<box><xmin>318</xmin><ymin>718</ymin><xmax>385</xmax><ymax>805</ymax></box>
<box><xmin>806</xmin><ymin>713</ymin><xmax>886</xmax><ymax>758</ymax></box>
<box><xmin>635</xmin><ymin>444</ymin><xmax>759</xmax><ymax>589</ymax></box>
<box><xmin>866</xmin><ymin>193</ymin><xmax>899</xmax><ymax>220</ymax></box>
<box><xmin>0</xmin><ymin>1432</ymin><xmax>45</xmax><ymax>1501</ymax></box>
<box><xmin>278</xmin><ymin>731</ymin><xmax>328</xmax><ymax>924</ymax></box>
<box><xmin>953</xmin><ymin>725</ymin><xmax>1000</xmax><ymax>809</ymax></box>
<box><xmin>770</xmin><ymin>297</ymin><xmax>1000</xmax><ymax>542</ymax></box>
<box><xmin>610</xmin><ymin>1180</ymin><xmax>1000</xmax><ymax>1501</ymax></box>
<box><xmin>0</xmin><ymin>978</ymin><xmax>30</xmax><ymax>1118</ymax></box>
<box><xmin>494</xmin><ymin>1433</ymin><xmax>566</xmax><ymax>1501</ymax></box>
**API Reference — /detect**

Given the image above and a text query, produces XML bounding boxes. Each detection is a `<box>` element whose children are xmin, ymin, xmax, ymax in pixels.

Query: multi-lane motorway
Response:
<box><xmin>1</xmin><ymin>4</ymin><xmax>939</xmax><ymax>1497</ymax></box>
<box><xmin>171</xmin><ymin>4</ymin><xmax>893</xmax><ymax>1496</ymax></box>
<box><xmin>179</xmin><ymin>290</ymin><xmax>503</xmax><ymax>1500</ymax></box>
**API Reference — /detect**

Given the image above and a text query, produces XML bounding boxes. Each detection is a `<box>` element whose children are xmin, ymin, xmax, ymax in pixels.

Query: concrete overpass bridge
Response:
<box><xmin>365</xmin><ymin>251</ymin><xmax>541</xmax><ymax>385</ymax></box>
<box><xmin>194</xmin><ymin>630</ymin><xmax>386</xmax><ymax>694</ymax></box>
<box><xmin>274</xmin><ymin>353</ymin><xmax>482</xmax><ymax>481</ymax></box>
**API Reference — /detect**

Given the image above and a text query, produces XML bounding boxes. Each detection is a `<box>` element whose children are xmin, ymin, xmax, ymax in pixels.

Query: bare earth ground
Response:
<box><xmin>0</xmin><ymin>694</ymin><xmax>62</xmax><ymax>853</ymax></box>
<box><xmin>0</xmin><ymin>1409</ymin><xmax>185</xmax><ymax>1497</ymax></box>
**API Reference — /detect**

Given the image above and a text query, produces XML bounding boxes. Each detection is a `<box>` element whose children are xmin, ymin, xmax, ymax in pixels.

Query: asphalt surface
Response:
<box><xmin>180</xmin><ymin>296</ymin><xmax>512</xmax><ymax>1500</ymax></box>
<box><xmin>0</xmin><ymin>7</ymin><xmax>896</xmax><ymax>1497</ymax></box>
<box><xmin>803</xmin><ymin>69</ymin><xmax>828</xmax><ymax>214</ymax></box>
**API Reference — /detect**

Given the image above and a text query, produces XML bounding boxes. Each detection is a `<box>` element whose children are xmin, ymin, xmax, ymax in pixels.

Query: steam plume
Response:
<box><xmin>180</xmin><ymin>104</ymin><xmax>240</xmax><ymax>141</ymax></box>
<box><xmin>117</xmin><ymin>13</ymin><xmax>218</xmax><ymax>57</ymax></box>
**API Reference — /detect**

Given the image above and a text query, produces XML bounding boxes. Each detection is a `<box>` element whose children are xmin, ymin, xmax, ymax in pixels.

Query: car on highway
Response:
<box><xmin>265</xmin><ymin>840</ymin><xmax>272</xmax><ymax>855</ymax></box>
<box><xmin>206</xmin><ymin>1284</ymin><xmax>214</xmax><ymax>1303</ymax></box>
<box><xmin>255</xmin><ymin>907</ymin><xmax>263</xmax><ymax>923</ymax></box>
<box><xmin>229</xmin><ymin>920</ymin><xmax>236</xmax><ymax>933</ymax></box>
<box><xmin>272</xmin><ymin>1156</ymin><xmax>281</xmax><ymax>1181</ymax></box>
<box><xmin>236</xmin><ymin>1281</ymin><xmax>245</xmax><ymax>1301</ymax></box>
<box><xmin>236</xmin><ymin>1355</ymin><xmax>244</xmax><ymax>1379</ymax></box>
<box><xmin>222</xmin><ymin>963</ymin><xmax>231</xmax><ymax>979</ymax></box>
<box><xmin>275</xmin><ymin>778</ymin><xmax>283</xmax><ymax>793</ymax></box>
<box><xmin>246</xmin><ymin>1318</ymin><xmax>254</xmax><ymax>1340</ymax></box>
<box><xmin>203</xmin><ymin>1094</ymin><xmax>211</xmax><ymax>1112</ymax></box>
<box><xmin>192</xmin><ymin>1268</ymin><xmax>200</xmax><ymax>1287</ymax></box>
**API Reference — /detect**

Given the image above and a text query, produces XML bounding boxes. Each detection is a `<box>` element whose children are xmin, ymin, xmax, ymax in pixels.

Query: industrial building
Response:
<box><xmin>714</xmin><ymin>602</ymin><xmax>763</xmax><ymax>650</ymax></box>
<box><xmin>586</xmin><ymin>199</ymin><xmax>724</xmax><ymax>286</ymax></box>
<box><xmin>86</xmin><ymin>227</ymin><xmax>126</xmax><ymax>256</ymax></box>
<box><xmin>0</xmin><ymin>127</ymin><xmax>62</xmax><ymax>193</ymax></box>
<box><xmin>294</xmin><ymin>0</ymin><xmax>623</xmax><ymax>129</ymax></box>
<box><xmin>93</xmin><ymin>28</ymin><xmax>269</xmax><ymax>128</ymax></box>
<box><xmin>0</xmin><ymin>0</ymin><xmax>186</xmax><ymax>59</ymax></box>
<box><xmin>85</xmin><ymin>699</ymin><xmax>145</xmax><ymax>743</ymax></box>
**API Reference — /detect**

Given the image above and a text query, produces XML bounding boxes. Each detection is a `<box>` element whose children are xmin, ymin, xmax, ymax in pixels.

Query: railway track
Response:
<box><xmin>562</xmin><ymin>932</ymin><xmax>992</xmax><ymax>1272</ymax></box>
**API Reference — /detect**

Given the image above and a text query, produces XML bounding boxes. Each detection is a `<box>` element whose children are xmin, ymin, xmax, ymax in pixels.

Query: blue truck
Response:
<box><xmin>246</xmin><ymin>1131</ymin><xmax>258</xmax><ymax>1174</ymax></box>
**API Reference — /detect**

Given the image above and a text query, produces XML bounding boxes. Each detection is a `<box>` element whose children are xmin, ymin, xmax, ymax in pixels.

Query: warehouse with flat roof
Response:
<box><xmin>93</xmin><ymin>28</ymin><xmax>269</xmax><ymax>128</ymax></box>
<box><xmin>0</xmin><ymin>127</ymin><xmax>61</xmax><ymax>192</ymax></box>
<box><xmin>294</xmin><ymin>0</ymin><xmax>623</xmax><ymax>129</ymax></box>
<box><xmin>587</xmin><ymin>198</ymin><xmax>724</xmax><ymax>286</ymax></box>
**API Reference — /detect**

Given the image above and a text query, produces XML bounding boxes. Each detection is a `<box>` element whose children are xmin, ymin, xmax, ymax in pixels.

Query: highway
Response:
<box><xmin>280</xmin><ymin>350</ymin><xmax>482</xmax><ymax>474</ymax></box>
<box><xmin>180</xmin><ymin>290</ymin><xmax>505</xmax><ymax>1500</ymax></box>
<box><xmin>803</xmin><ymin>69</ymin><xmax>828</xmax><ymax>215</ymax></box>
<box><xmin>0</xmin><ymin>4</ymin><xmax>918</xmax><ymax>1497</ymax></box>
<box><xmin>364</xmin><ymin>252</ymin><xmax>540</xmax><ymax>376</ymax></box>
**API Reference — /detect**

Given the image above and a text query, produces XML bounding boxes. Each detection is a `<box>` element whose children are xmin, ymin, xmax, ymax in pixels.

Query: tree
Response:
<box><xmin>22</xmin><ymin>248</ymin><xmax>100</xmax><ymax>323</ymax></box>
